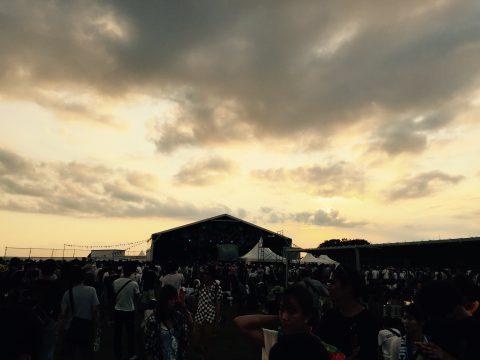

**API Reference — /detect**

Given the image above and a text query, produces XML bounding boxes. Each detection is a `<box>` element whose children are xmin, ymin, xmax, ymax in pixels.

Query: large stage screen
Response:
<box><xmin>217</xmin><ymin>244</ymin><xmax>239</xmax><ymax>261</ymax></box>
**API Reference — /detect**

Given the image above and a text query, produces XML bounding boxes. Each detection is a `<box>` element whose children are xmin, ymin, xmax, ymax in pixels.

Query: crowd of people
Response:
<box><xmin>0</xmin><ymin>256</ymin><xmax>479</xmax><ymax>360</ymax></box>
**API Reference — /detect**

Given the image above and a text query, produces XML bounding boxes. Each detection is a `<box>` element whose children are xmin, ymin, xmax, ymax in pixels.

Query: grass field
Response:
<box><xmin>84</xmin><ymin>304</ymin><xmax>261</xmax><ymax>360</ymax></box>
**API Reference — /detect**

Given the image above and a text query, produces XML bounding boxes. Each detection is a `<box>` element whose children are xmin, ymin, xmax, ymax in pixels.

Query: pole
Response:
<box><xmin>28</xmin><ymin>248</ymin><xmax>32</xmax><ymax>259</ymax></box>
<box><xmin>354</xmin><ymin>247</ymin><xmax>361</xmax><ymax>271</ymax></box>
<box><xmin>284</xmin><ymin>247</ymin><xmax>289</xmax><ymax>288</ymax></box>
<box><xmin>62</xmin><ymin>244</ymin><xmax>65</xmax><ymax>261</ymax></box>
<box><xmin>4</xmin><ymin>247</ymin><xmax>7</xmax><ymax>257</ymax></box>
<box><xmin>73</xmin><ymin>249</ymin><xmax>76</xmax><ymax>259</ymax></box>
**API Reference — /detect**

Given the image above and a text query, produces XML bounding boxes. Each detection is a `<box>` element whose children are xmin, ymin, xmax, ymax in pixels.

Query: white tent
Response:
<box><xmin>301</xmin><ymin>253</ymin><xmax>338</xmax><ymax>265</ymax></box>
<box><xmin>240</xmin><ymin>238</ymin><xmax>286</xmax><ymax>263</ymax></box>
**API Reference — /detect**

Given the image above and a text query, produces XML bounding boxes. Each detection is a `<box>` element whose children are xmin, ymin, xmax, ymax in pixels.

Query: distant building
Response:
<box><xmin>89</xmin><ymin>249</ymin><xmax>125</xmax><ymax>259</ymax></box>
<box><xmin>308</xmin><ymin>237</ymin><xmax>480</xmax><ymax>268</ymax></box>
<box><xmin>151</xmin><ymin>214</ymin><xmax>292</xmax><ymax>265</ymax></box>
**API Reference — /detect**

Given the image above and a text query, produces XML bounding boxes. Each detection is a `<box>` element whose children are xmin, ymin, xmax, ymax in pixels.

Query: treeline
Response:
<box><xmin>318</xmin><ymin>238</ymin><xmax>370</xmax><ymax>248</ymax></box>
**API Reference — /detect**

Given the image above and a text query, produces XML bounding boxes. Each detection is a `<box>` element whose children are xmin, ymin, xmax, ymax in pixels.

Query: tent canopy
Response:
<box><xmin>240</xmin><ymin>238</ymin><xmax>286</xmax><ymax>263</ymax></box>
<box><xmin>301</xmin><ymin>253</ymin><xmax>338</xmax><ymax>265</ymax></box>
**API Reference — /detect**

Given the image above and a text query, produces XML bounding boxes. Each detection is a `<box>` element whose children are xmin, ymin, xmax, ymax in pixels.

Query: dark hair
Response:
<box><xmin>122</xmin><ymin>262</ymin><xmax>136</xmax><ymax>277</ymax></box>
<box><xmin>299</xmin><ymin>268</ymin><xmax>312</xmax><ymax>278</ymax></box>
<box><xmin>40</xmin><ymin>259</ymin><xmax>57</xmax><ymax>277</ymax></box>
<box><xmin>156</xmin><ymin>285</ymin><xmax>178</xmax><ymax>322</ymax></box>
<box><xmin>332</xmin><ymin>264</ymin><xmax>364</xmax><ymax>299</ymax></box>
<box><xmin>70</xmin><ymin>265</ymin><xmax>85</xmax><ymax>285</ymax></box>
<box><xmin>166</xmin><ymin>261</ymin><xmax>178</xmax><ymax>274</ymax></box>
<box><xmin>403</xmin><ymin>303</ymin><xmax>425</xmax><ymax>322</ymax></box>
<box><xmin>382</xmin><ymin>316</ymin><xmax>403</xmax><ymax>330</ymax></box>
<box><xmin>280</xmin><ymin>284</ymin><xmax>316</xmax><ymax>324</ymax></box>
<box><xmin>453</xmin><ymin>276</ymin><xmax>480</xmax><ymax>302</ymax></box>
<box><xmin>416</xmin><ymin>281</ymin><xmax>462</xmax><ymax>319</ymax></box>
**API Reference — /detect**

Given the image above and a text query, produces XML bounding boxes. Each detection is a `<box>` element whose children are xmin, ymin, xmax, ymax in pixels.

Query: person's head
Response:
<box><xmin>329</xmin><ymin>264</ymin><xmax>364</xmax><ymax>303</ymax></box>
<box><xmin>402</xmin><ymin>304</ymin><xmax>425</xmax><ymax>336</ymax></box>
<box><xmin>279</xmin><ymin>284</ymin><xmax>316</xmax><ymax>335</ymax></box>
<box><xmin>166</xmin><ymin>261</ymin><xmax>178</xmax><ymax>274</ymax></box>
<box><xmin>381</xmin><ymin>316</ymin><xmax>403</xmax><ymax>332</ymax></box>
<box><xmin>453</xmin><ymin>276</ymin><xmax>480</xmax><ymax>315</ymax></box>
<box><xmin>70</xmin><ymin>265</ymin><xmax>85</xmax><ymax>285</ymax></box>
<box><xmin>193</xmin><ymin>278</ymin><xmax>201</xmax><ymax>288</ymax></box>
<box><xmin>416</xmin><ymin>281</ymin><xmax>462</xmax><ymax>320</ymax></box>
<box><xmin>9</xmin><ymin>257</ymin><xmax>22</xmax><ymax>270</ymax></box>
<box><xmin>157</xmin><ymin>285</ymin><xmax>178</xmax><ymax>321</ymax></box>
<box><xmin>148</xmin><ymin>299</ymin><xmax>157</xmax><ymax>310</ymax></box>
<box><xmin>299</xmin><ymin>268</ymin><xmax>311</xmax><ymax>279</ymax></box>
<box><xmin>200</xmin><ymin>265</ymin><xmax>216</xmax><ymax>285</ymax></box>
<box><xmin>122</xmin><ymin>262</ymin><xmax>136</xmax><ymax>277</ymax></box>
<box><xmin>40</xmin><ymin>259</ymin><xmax>57</xmax><ymax>277</ymax></box>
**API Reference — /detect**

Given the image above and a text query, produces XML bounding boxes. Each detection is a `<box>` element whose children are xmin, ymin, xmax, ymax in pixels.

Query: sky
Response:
<box><xmin>1</xmin><ymin>0</ymin><xmax>480</xmax><ymax>257</ymax></box>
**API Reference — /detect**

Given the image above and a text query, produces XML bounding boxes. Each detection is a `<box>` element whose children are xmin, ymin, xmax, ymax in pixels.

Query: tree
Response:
<box><xmin>318</xmin><ymin>238</ymin><xmax>370</xmax><ymax>248</ymax></box>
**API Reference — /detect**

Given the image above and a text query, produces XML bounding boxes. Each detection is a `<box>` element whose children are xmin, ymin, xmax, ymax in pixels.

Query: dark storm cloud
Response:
<box><xmin>253</xmin><ymin>162</ymin><xmax>364</xmax><ymax>197</ymax></box>
<box><xmin>174</xmin><ymin>157</ymin><xmax>236</xmax><ymax>186</ymax></box>
<box><xmin>371</xmin><ymin>112</ymin><xmax>452</xmax><ymax>155</ymax></box>
<box><xmin>0</xmin><ymin>147</ymin><xmax>228</xmax><ymax>218</ymax></box>
<box><xmin>1</xmin><ymin>1</ymin><xmax>480</xmax><ymax>148</ymax></box>
<box><xmin>389</xmin><ymin>170</ymin><xmax>464</xmax><ymax>200</ymax></box>
<box><xmin>261</xmin><ymin>208</ymin><xmax>366</xmax><ymax>228</ymax></box>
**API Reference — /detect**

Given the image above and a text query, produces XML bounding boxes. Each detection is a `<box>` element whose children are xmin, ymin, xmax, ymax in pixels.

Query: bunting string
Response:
<box><xmin>64</xmin><ymin>238</ymin><xmax>151</xmax><ymax>249</ymax></box>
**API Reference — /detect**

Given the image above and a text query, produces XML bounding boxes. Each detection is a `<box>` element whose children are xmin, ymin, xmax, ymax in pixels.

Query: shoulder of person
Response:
<box><xmin>390</xmin><ymin>335</ymin><xmax>401</xmax><ymax>349</ymax></box>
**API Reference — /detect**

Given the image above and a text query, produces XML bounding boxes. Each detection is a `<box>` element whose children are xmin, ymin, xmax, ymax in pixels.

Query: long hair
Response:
<box><xmin>280</xmin><ymin>284</ymin><xmax>318</xmax><ymax>326</ymax></box>
<box><xmin>332</xmin><ymin>264</ymin><xmax>365</xmax><ymax>300</ymax></box>
<box><xmin>156</xmin><ymin>285</ymin><xmax>178</xmax><ymax>323</ymax></box>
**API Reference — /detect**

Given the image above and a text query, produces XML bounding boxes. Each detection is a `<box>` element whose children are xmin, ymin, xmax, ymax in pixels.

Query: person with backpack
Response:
<box><xmin>58</xmin><ymin>265</ymin><xmax>99</xmax><ymax>360</ymax></box>
<box><xmin>113</xmin><ymin>262</ymin><xmax>140</xmax><ymax>360</ymax></box>
<box><xmin>378</xmin><ymin>317</ymin><xmax>402</xmax><ymax>360</ymax></box>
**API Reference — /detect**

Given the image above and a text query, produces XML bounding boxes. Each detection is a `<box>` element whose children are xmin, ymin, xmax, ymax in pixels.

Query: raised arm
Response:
<box><xmin>233</xmin><ymin>314</ymin><xmax>279</xmax><ymax>346</ymax></box>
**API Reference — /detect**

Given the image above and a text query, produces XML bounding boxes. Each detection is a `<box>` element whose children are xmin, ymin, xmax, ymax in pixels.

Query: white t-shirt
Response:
<box><xmin>160</xmin><ymin>273</ymin><xmax>184</xmax><ymax>291</ymax></box>
<box><xmin>62</xmin><ymin>285</ymin><xmax>99</xmax><ymax>324</ymax></box>
<box><xmin>113</xmin><ymin>277</ymin><xmax>140</xmax><ymax>311</ymax></box>
<box><xmin>262</xmin><ymin>328</ymin><xmax>278</xmax><ymax>360</ymax></box>
<box><xmin>378</xmin><ymin>328</ymin><xmax>401</xmax><ymax>360</ymax></box>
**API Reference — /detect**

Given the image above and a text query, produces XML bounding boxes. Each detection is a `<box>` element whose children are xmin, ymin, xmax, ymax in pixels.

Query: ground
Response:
<box><xmin>81</xmin><ymin>304</ymin><xmax>261</xmax><ymax>360</ymax></box>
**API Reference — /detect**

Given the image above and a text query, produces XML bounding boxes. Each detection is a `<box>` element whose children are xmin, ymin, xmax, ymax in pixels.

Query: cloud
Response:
<box><xmin>1</xmin><ymin>1</ymin><xmax>479</xmax><ymax>149</ymax></box>
<box><xmin>261</xmin><ymin>208</ymin><xmax>366</xmax><ymax>228</ymax></box>
<box><xmin>0</xmin><ymin>147</ymin><xmax>32</xmax><ymax>175</ymax></box>
<box><xmin>31</xmin><ymin>90</ymin><xmax>117</xmax><ymax>125</ymax></box>
<box><xmin>174</xmin><ymin>157</ymin><xmax>237</xmax><ymax>186</ymax></box>
<box><xmin>0</xmin><ymin>147</ymin><xmax>229</xmax><ymax>218</ymax></box>
<box><xmin>253</xmin><ymin>162</ymin><xmax>364</xmax><ymax>197</ymax></box>
<box><xmin>371</xmin><ymin>112</ymin><xmax>452</xmax><ymax>155</ymax></box>
<box><xmin>389</xmin><ymin>170</ymin><xmax>464</xmax><ymax>200</ymax></box>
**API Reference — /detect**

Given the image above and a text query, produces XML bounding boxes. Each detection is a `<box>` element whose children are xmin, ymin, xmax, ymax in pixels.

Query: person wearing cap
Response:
<box><xmin>192</xmin><ymin>265</ymin><xmax>222</xmax><ymax>359</ymax></box>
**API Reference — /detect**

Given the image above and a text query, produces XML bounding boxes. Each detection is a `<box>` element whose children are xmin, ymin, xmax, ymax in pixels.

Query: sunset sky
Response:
<box><xmin>1</xmin><ymin>1</ymin><xmax>480</xmax><ymax>257</ymax></box>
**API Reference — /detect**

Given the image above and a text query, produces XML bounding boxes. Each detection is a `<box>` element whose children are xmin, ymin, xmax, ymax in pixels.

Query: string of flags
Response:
<box><xmin>64</xmin><ymin>238</ymin><xmax>151</xmax><ymax>249</ymax></box>
<box><xmin>124</xmin><ymin>241</ymin><xmax>148</xmax><ymax>251</ymax></box>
